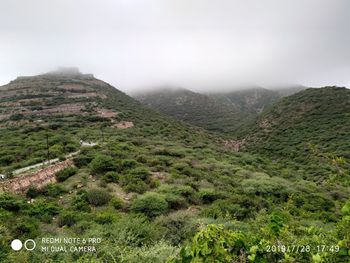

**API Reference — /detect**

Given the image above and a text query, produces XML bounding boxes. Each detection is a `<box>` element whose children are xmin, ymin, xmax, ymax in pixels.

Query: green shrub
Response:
<box><xmin>108</xmin><ymin>215</ymin><xmax>161</xmax><ymax>247</ymax></box>
<box><xmin>13</xmin><ymin>218</ymin><xmax>40</xmax><ymax>238</ymax></box>
<box><xmin>55</xmin><ymin>167</ymin><xmax>78</xmax><ymax>182</ymax></box>
<box><xmin>172</xmin><ymin>224</ymin><xmax>247</xmax><ymax>262</ymax></box>
<box><xmin>110</xmin><ymin>197</ymin><xmax>124</xmax><ymax>210</ymax></box>
<box><xmin>89</xmin><ymin>154</ymin><xmax>116</xmax><ymax>174</ymax></box>
<box><xmin>58</xmin><ymin>211</ymin><xmax>78</xmax><ymax>227</ymax></box>
<box><xmin>86</xmin><ymin>188</ymin><xmax>111</xmax><ymax>206</ymax></box>
<box><xmin>40</xmin><ymin>184</ymin><xmax>67</xmax><ymax>197</ymax></box>
<box><xmin>0</xmin><ymin>193</ymin><xmax>26</xmax><ymax>212</ymax></box>
<box><xmin>121</xmin><ymin>240</ymin><xmax>179</xmax><ymax>263</ymax></box>
<box><xmin>122</xmin><ymin>179</ymin><xmax>148</xmax><ymax>194</ymax></box>
<box><xmin>131</xmin><ymin>192</ymin><xmax>168</xmax><ymax>218</ymax></box>
<box><xmin>95</xmin><ymin>210</ymin><xmax>119</xmax><ymax>224</ymax></box>
<box><xmin>172</xmin><ymin>185</ymin><xmax>194</xmax><ymax>198</ymax></box>
<box><xmin>9</xmin><ymin>113</ymin><xmax>24</xmax><ymax>121</ymax></box>
<box><xmin>127</xmin><ymin>167</ymin><xmax>151</xmax><ymax>181</ymax></box>
<box><xmin>155</xmin><ymin>211</ymin><xmax>197</xmax><ymax>245</ymax></box>
<box><xmin>72</xmin><ymin>191</ymin><xmax>91</xmax><ymax>212</ymax></box>
<box><xmin>201</xmin><ymin>199</ymin><xmax>245</xmax><ymax>220</ymax></box>
<box><xmin>103</xmin><ymin>171</ymin><xmax>119</xmax><ymax>183</ymax></box>
<box><xmin>198</xmin><ymin>188</ymin><xmax>222</xmax><ymax>204</ymax></box>
<box><xmin>26</xmin><ymin>186</ymin><xmax>40</xmax><ymax>198</ymax></box>
<box><xmin>164</xmin><ymin>193</ymin><xmax>187</xmax><ymax>210</ymax></box>
<box><xmin>121</xmin><ymin>159</ymin><xmax>139</xmax><ymax>170</ymax></box>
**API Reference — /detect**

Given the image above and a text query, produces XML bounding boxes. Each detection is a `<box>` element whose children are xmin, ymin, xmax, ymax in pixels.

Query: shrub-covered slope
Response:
<box><xmin>0</xmin><ymin>73</ymin><xmax>349</xmax><ymax>262</ymax></box>
<box><xmin>242</xmin><ymin>87</ymin><xmax>350</xmax><ymax>183</ymax></box>
<box><xmin>135</xmin><ymin>87</ymin><xmax>282</xmax><ymax>135</ymax></box>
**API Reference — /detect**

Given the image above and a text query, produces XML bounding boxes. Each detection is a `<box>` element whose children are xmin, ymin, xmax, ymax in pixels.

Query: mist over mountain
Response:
<box><xmin>134</xmin><ymin>85</ymin><xmax>306</xmax><ymax>135</ymax></box>
<box><xmin>1</xmin><ymin>0</ymin><xmax>350</xmax><ymax>261</ymax></box>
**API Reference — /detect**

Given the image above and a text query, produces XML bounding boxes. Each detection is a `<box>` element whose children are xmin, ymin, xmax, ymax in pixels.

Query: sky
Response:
<box><xmin>0</xmin><ymin>0</ymin><xmax>349</xmax><ymax>93</ymax></box>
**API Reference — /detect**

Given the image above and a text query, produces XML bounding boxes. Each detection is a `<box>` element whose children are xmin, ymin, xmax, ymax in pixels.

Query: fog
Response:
<box><xmin>0</xmin><ymin>0</ymin><xmax>349</xmax><ymax>93</ymax></box>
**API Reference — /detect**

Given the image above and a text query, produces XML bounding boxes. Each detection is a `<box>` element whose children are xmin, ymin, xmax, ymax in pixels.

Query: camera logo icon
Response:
<box><xmin>11</xmin><ymin>239</ymin><xmax>36</xmax><ymax>251</ymax></box>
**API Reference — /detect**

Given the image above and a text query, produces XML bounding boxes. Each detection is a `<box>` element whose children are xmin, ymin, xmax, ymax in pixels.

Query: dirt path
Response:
<box><xmin>12</xmin><ymin>151</ymin><xmax>80</xmax><ymax>175</ymax></box>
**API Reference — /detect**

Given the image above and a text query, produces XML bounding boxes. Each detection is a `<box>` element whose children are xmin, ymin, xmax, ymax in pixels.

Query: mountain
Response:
<box><xmin>241</xmin><ymin>86</ymin><xmax>350</xmax><ymax>181</ymax></box>
<box><xmin>135</xmin><ymin>87</ymin><xmax>241</xmax><ymax>134</ymax></box>
<box><xmin>0</xmin><ymin>73</ymin><xmax>348</xmax><ymax>262</ymax></box>
<box><xmin>135</xmin><ymin>87</ymin><xmax>283</xmax><ymax>135</ymax></box>
<box><xmin>209</xmin><ymin>87</ymin><xmax>280</xmax><ymax>114</ymax></box>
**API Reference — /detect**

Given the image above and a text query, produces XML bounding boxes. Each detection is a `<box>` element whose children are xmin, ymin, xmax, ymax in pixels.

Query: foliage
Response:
<box><xmin>131</xmin><ymin>192</ymin><xmax>168</xmax><ymax>218</ymax></box>
<box><xmin>86</xmin><ymin>188</ymin><xmax>111</xmax><ymax>207</ymax></box>
<box><xmin>170</xmin><ymin>224</ymin><xmax>247</xmax><ymax>263</ymax></box>
<box><xmin>55</xmin><ymin>166</ymin><xmax>78</xmax><ymax>182</ymax></box>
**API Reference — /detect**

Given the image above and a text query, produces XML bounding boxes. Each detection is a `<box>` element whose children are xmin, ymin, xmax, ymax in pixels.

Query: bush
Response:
<box><xmin>58</xmin><ymin>212</ymin><xmax>78</xmax><ymax>227</ymax></box>
<box><xmin>131</xmin><ymin>192</ymin><xmax>168</xmax><ymax>218</ymax></box>
<box><xmin>121</xmin><ymin>159</ymin><xmax>139</xmax><ymax>170</ymax></box>
<box><xmin>122</xmin><ymin>179</ymin><xmax>148</xmax><ymax>194</ymax></box>
<box><xmin>108</xmin><ymin>215</ymin><xmax>160</xmax><ymax>247</ymax></box>
<box><xmin>14</xmin><ymin>218</ymin><xmax>40</xmax><ymax>238</ymax></box>
<box><xmin>72</xmin><ymin>191</ymin><xmax>91</xmax><ymax>212</ymax></box>
<box><xmin>89</xmin><ymin>154</ymin><xmax>116</xmax><ymax>174</ymax></box>
<box><xmin>27</xmin><ymin>202</ymin><xmax>60</xmax><ymax>222</ymax></box>
<box><xmin>173</xmin><ymin>224</ymin><xmax>247</xmax><ymax>262</ymax></box>
<box><xmin>95</xmin><ymin>210</ymin><xmax>119</xmax><ymax>224</ymax></box>
<box><xmin>198</xmin><ymin>188</ymin><xmax>223</xmax><ymax>204</ymax></box>
<box><xmin>55</xmin><ymin>167</ymin><xmax>78</xmax><ymax>182</ymax></box>
<box><xmin>40</xmin><ymin>184</ymin><xmax>67</xmax><ymax>197</ymax></box>
<box><xmin>0</xmin><ymin>193</ymin><xmax>26</xmax><ymax>212</ymax></box>
<box><xmin>201</xmin><ymin>200</ymin><xmax>245</xmax><ymax>220</ymax></box>
<box><xmin>127</xmin><ymin>167</ymin><xmax>151</xmax><ymax>181</ymax></box>
<box><xmin>111</xmin><ymin>197</ymin><xmax>124</xmax><ymax>210</ymax></box>
<box><xmin>172</xmin><ymin>185</ymin><xmax>194</xmax><ymax>198</ymax></box>
<box><xmin>86</xmin><ymin>188</ymin><xmax>111</xmax><ymax>206</ymax></box>
<box><xmin>121</xmin><ymin>240</ymin><xmax>179</xmax><ymax>263</ymax></box>
<box><xmin>155</xmin><ymin>211</ymin><xmax>197</xmax><ymax>245</ymax></box>
<box><xmin>103</xmin><ymin>171</ymin><xmax>119</xmax><ymax>183</ymax></box>
<box><xmin>26</xmin><ymin>186</ymin><xmax>40</xmax><ymax>198</ymax></box>
<box><xmin>164</xmin><ymin>193</ymin><xmax>187</xmax><ymax>210</ymax></box>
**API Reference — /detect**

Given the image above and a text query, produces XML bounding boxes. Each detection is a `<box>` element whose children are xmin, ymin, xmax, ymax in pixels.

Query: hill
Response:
<box><xmin>135</xmin><ymin>87</ymin><xmax>242</xmax><ymax>134</ymax></box>
<box><xmin>135</xmin><ymin>87</ymin><xmax>282</xmax><ymax>135</ymax></box>
<box><xmin>242</xmin><ymin>87</ymin><xmax>350</xmax><ymax>182</ymax></box>
<box><xmin>209</xmin><ymin>87</ymin><xmax>280</xmax><ymax>114</ymax></box>
<box><xmin>0</xmin><ymin>73</ymin><xmax>349</xmax><ymax>262</ymax></box>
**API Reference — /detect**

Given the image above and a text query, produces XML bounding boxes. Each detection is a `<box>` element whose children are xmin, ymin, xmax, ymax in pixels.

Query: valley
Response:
<box><xmin>0</xmin><ymin>71</ymin><xmax>349</xmax><ymax>262</ymax></box>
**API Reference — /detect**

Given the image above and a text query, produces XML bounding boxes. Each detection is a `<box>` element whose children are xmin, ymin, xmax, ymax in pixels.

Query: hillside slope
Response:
<box><xmin>0</xmin><ymin>70</ymin><xmax>217</xmax><ymax>173</ymax></box>
<box><xmin>0</xmin><ymin>74</ymin><xmax>349</xmax><ymax>262</ymax></box>
<box><xmin>209</xmin><ymin>87</ymin><xmax>280</xmax><ymax>114</ymax></box>
<box><xmin>135</xmin><ymin>87</ymin><xmax>282</xmax><ymax>135</ymax></box>
<box><xmin>242</xmin><ymin>87</ymin><xmax>350</xmax><ymax>181</ymax></box>
<box><xmin>135</xmin><ymin>87</ymin><xmax>243</xmax><ymax>134</ymax></box>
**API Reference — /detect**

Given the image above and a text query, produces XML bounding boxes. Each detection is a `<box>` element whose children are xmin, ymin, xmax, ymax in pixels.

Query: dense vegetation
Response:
<box><xmin>0</xmin><ymin>74</ymin><xmax>349</xmax><ymax>262</ymax></box>
<box><xmin>135</xmin><ymin>87</ymin><xmax>285</xmax><ymax>135</ymax></box>
<box><xmin>241</xmin><ymin>87</ymin><xmax>350</xmax><ymax>186</ymax></box>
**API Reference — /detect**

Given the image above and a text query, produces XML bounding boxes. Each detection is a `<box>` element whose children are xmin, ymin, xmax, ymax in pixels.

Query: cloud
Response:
<box><xmin>0</xmin><ymin>0</ymin><xmax>349</xmax><ymax>92</ymax></box>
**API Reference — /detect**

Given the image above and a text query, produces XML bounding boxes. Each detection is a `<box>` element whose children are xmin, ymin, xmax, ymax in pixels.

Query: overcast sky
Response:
<box><xmin>0</xmin><ymin>0</ymin><xmax>349</xmax><ymax>92</ymax></box>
